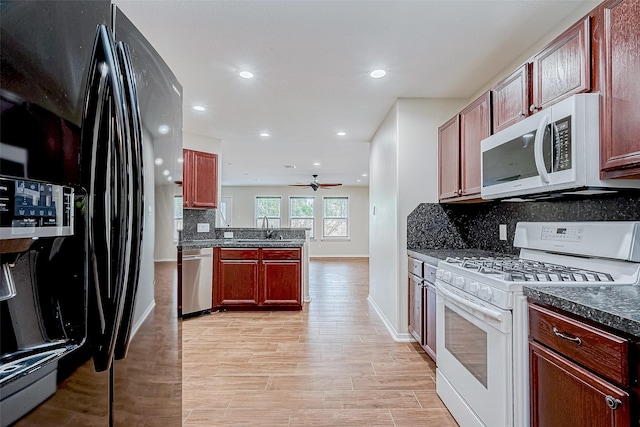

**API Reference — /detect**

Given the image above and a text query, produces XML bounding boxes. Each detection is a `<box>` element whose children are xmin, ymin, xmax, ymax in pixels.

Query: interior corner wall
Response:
<box><xmin>154</xmin><ymin>183</ymin><xmax>180</xmax><ymax>261</ymax></box>
<box><xmin>369</xmin><ymin>99</ymin><xmax>466</xmax><ymax>340</ymax></box>
<box><xmin>368</xmin><ymin>103</ymin><xmax>400</xmax><ymax>336</ymax></box>
<box><xmin>220</xmin><ymin>185</ymin><xmax>369</xmax><ymax>257</ymax></box>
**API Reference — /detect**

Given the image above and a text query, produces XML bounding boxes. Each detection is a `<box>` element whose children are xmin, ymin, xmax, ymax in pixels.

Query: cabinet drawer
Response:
<box><xmin>218</xmin><ymin>248</ymin><xmax>259</xmax><ymax>260</ymax></box>
<box><xmin>408</xmin><ymin>257</ymin><xmax>423</xmax><ymax>277</ymax></box>
<box><xmin>529</xmin><ymin>303</ymin><xmax>629</xmax><ymax>386</ymax></box>
<box><xmin>262</xmin><ymin>248</ymin><xmax>300</xmax><ymax>260</ymax></box>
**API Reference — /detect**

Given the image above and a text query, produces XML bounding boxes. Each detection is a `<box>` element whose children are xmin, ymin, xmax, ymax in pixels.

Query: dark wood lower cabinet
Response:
<box><xmin>530</xmin><ymin>341</ymin><xmax>630</xmax><ymax>427</ymax></box>
<box><xmin>214</xmin><ymin>247</ymin><xmax>302</xmax><ymax>309</ymax></box>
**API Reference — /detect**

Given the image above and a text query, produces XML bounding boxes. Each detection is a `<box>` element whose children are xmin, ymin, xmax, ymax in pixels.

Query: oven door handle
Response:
<box><xmin>438</xmin><ymin>285</ymin><xmax>503</xmax><ymax>322</ymax></box>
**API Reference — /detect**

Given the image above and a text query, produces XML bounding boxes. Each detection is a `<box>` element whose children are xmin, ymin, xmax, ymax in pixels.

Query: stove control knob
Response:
<box><xmin>468</xmin><ymin>281</ymin><xmax>480</xmax><ymax>294</ymax></box>
<box><xmin>441</xmin><ymin>270</ymin><xmax>452</xmax><ymax>283</ymax></box>
<box><xmin>453</xmin><ymin>276</ymin><xmax>466</xmax><ymax>288</ymax></box>
<box><xmin>436</xmin><ymin>269</ymin><xmax>444</xmax><ymax>279</ymax></box>
<box><xmin>478</xmin><ymin>286</ymin><xmax>493</xmax><ymax>301</ymax></box>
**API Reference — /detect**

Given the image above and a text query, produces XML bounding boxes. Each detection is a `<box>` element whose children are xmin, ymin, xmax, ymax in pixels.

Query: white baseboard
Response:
<box><xmin>154</xmin><ymin>258</ymin><xmax>177</xmax><ymax>262</ymax></box>
<box><xmin>130</xmin><ymin>300</ymin><xmax>156</xmax><ymax>341</ymax></box>
<box><xmin>367</xmin><ymin>295</ymin><xmax>415</xmax><ymax>342</ymax></box>
<box><xmin>308</xmin><ymin>254</ymin><xmax>370</xmax><ymax>258</ymax></box>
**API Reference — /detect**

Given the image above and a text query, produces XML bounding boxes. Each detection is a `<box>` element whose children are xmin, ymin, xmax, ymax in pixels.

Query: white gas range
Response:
<box><xmin>434</xmin><ymin>221</ymin><xmax>640</xmax><ymax>427</ymax></box>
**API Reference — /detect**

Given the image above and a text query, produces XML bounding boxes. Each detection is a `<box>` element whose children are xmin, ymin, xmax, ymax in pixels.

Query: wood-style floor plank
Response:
<box><xmin>182</xmin><ymin>257</ymin><xmax>457</xmax><ymax>426</ymax></box>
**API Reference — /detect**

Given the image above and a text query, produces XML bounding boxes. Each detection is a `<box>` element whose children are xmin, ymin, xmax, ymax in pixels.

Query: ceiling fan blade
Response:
<box><xmin>289</xmin><ymin>184</ymin><xmax>312</xmax><ymax>187</ymax></box>
<box><xmin>318</xmin><ymin>183</ymin><xmax>342</xmax><ymax>187</ymax></box>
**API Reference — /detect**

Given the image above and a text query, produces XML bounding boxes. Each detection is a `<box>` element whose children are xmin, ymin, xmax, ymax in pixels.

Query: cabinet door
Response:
<box><xmin>438</xmin><ymin>115</ymin><xmax>460</xmax><ymax>200</ymax></box>
<box><xmin>215</xmin><ymin>259</ymin><xmax>259</xmax><ymax>306</ymax></box>
<box><xmin>424</xmin><ymin>285</ymin><xmax>437</xmax><ymax>362</ymax></box>
<box><xmin>262</xmin><ymin>260</ymin><xmax>301</xmax><ymax>307</ymax></box>
<box><xmin>598</xmin><ymin>0</ymin><xmax>640</xmax><ymax>178</ymax></box>
<box><xmin>532</xmin><ymin>17</ymin><xmax>591</xmax><ymax>112</ymax></box>
<box><xmin>492</xmin><ymin>64</ymin><xmax>530</xmax><ymax>133</ymax></box>
<box><xmin>183</xmin><ymin>149</ymin><xmax>218</xmax><ymax>208</ymax></box>
<box><xmin>530</xmin><ymin>341</ymin><xmax>631</xmax><ymax>427</ymax></box>
<box><xmin>460</xmin><ymin>92</ymin><xmax>491</xmax><ymax>197</ymax></box>
<box><xmin>408</xmin><ymin>275</ymin><xmax>424</xmax><ymax>345</ymax></box>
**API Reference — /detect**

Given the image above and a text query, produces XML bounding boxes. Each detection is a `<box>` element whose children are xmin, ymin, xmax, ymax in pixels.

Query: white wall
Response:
<box><xmin>132</xmin><ymin>129</ymin><xmax>158</xmax><ymax>333</ymax></box>
<box><xmin>368</xmin><ymin>99</ymin><xmax>465</xmax><ymax>340</ymax></box>
<box><xmin>221</xmin><ymin>185</ymin><xmax>369</xmax><ymax>257</ymax></box>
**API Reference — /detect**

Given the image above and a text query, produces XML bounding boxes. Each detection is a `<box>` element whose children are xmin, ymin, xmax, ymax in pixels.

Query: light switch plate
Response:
<box><xmin>197</xmin><ymin>223</ymin><xmax>210</xmax><ymax>233</ymax></box>
<box><xmin>499</xmin><ymin>224</ymin><xmax>507</xmax><ymax>241</ymax></box>
<box><xmin>224</xmin><ymin>231</ymin><xmax>234</xmax><ymax>238</ymax></box>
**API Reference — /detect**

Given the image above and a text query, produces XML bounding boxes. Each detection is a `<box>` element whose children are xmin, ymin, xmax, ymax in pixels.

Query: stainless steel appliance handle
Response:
<box><xmin>534</xmin><ymin>114</ymin><xmax>550</xmax><ymax>183</ymax></box>
<box><xmin>114</xmin><ymin>40</ymin><xmax>144</xmax><ymax>361</ymax></box>
<box><xmin>183</xmin><ymin>254</ymin><xmax>213</xmax><ymax>260</ymax></box>
<box><xmin>438</xmin><ymin>285</ymin><xmax>503</xmax><ymax>322</ymax></box>
<box><xmin>80</xmin><ymin>25</ymin><xmax>130</xmax><ymax>372</ymax></box>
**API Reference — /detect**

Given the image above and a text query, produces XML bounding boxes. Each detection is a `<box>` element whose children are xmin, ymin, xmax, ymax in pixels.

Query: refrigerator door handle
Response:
<box><xmin>80</xmin><ymin>25</ymin><xmax>131</xmax><ymax>372</ymax></box>
<box><xmin>113</xmin><ymin>40</ymin><xmax>145</xmax><ymax>360</ymax></box>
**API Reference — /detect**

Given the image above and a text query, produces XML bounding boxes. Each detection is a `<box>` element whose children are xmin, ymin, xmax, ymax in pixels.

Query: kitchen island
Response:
<box><xmin>178</xmin><ymin>228</ymin><xmax>309</xmax><ymax>316</ymax></box>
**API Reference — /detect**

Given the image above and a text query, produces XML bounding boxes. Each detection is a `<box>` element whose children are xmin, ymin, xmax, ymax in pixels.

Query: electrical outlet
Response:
<box><xmin>499</xmin><ymin>224</ymin><xmax>507</xmax><ymax>241</ymax></box>
<box><xmin>224</xmin><ymin>231</ymin><xmax>234</xmax><ymax>238</ymax></box>
<box><xmin>197</xmin><ymin>223</ymin><xmax>210</xmax><ymax>233</ymax></box>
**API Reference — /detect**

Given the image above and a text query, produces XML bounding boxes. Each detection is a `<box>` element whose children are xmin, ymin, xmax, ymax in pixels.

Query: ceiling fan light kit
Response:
<box><xmin>289</xmin><ymin>174</ymin><xmax>342</xmax><ymax>191</ymax></box>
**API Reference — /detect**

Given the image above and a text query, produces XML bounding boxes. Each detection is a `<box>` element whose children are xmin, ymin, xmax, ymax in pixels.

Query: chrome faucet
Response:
<box><xmin>261</xmin><ymin>215</ymin><xmax>269</xmax><ymax>229</ymax></box>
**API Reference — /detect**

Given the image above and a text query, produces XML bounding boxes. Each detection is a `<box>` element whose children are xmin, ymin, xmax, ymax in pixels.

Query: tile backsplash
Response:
<box><xmin>181</xmin><ymin>209</ymin><xmax>216</xmax><ymax>241</ymax></box>
<box><xmin>408</xmin><ymin>192</ymin><xmax>640</xmax><ymax>254</ymax></box>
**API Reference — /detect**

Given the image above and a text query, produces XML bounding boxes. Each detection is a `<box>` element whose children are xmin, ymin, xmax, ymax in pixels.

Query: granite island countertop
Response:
<box><xmin>524</xmin><ymin>285</ymin><xmax>640</xmax><ymax>338</ymax></box>
<box><xmin>178</xmin><ymin>239</ymin><xmax>305</xmax><ymax>250</ymax></box>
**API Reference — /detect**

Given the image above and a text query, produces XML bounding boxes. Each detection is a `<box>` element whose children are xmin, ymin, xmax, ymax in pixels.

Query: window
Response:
<box><xmin>218</xmin><ymin>196</ymin><xmax>232</xmax><ymax>227</ymax></box>
<box><xmin>290</xmin><ymin>196</ymin><xmax>314</xmax><ymax>238</ymax></box>
<box><xmin>323</xmin><ymin>196</ymin><xmax>348</xmax><ymax>238</ymax></box>
<box><xmin>255</xmin><ymin>196</ymin><xmax>281</xmax><ymax>228</ymax></box>
<box><xmin>174</xmin><ymin>195</ymin><xmax>183</xmax><ymax>241</ymax></box>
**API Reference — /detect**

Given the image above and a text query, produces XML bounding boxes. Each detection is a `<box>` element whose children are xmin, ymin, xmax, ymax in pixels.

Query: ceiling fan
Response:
<box><xmin>289</xmin><ymin>175</ymin><xmax>342</xmax><ymax>191</ymax></box>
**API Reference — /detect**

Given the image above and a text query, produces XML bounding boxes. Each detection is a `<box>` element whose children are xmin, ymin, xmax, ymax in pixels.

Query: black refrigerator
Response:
<box><xmin>0</xmin><ymin>1</ymin><xmax>182</xmax><ymax>425</ymax></box>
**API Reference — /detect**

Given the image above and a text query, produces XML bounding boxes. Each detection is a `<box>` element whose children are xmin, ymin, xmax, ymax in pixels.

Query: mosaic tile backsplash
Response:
<box><xmin>408</xmin><ymin>193</ymin><xmax>640</xmax><ymax>254</ymax></box>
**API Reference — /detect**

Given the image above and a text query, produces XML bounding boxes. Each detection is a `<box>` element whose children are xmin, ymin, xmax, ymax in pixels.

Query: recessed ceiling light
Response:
<box><xmin>158</xmin><ymin>125</ymin><xmax>170</xmax><ymax>135</ymax></box>
<box><xmin>162</xmin><ymin>169</ymin><xmax>170</xmax><ymax>176</ymax></box>
<box><xmin>239</xmin><ymin>71</ymin><xmax>254</xmax><ymax>79</ymax></box>
<box><xmin>192</xmin><ymin>105</ymin><xmax>206</xmax><ymax>111</ymax></box>
<box><xmin>177</xmin><ymin>157</ymin><xmax>184</xmax><ymax>163</ymax></box>
<box><xmin>313</xmin><ymin>162</ymin><xmax>320</xmax><ymax>166</ymax></box>
<box><xmin>337</xmin><ymin>131</ymin><xmax>346</xmax><ymax>136</ymax></box>
<box><xmin>154</xmin><ymin>158</ymin><xmax>163</xmax><ymax>166</ymax></box>
<box><xmin>259</xmin><ymin>132</ymin><xmax>270</xmax><ymax>137</ymax></box>
<box><xmin>369</xmin><ymin>69</ymin><xmax>387</xmax><ymax>78</ymax></box>
<box><xmin>362</xmin><ymin>173</ymin><xmax>368</xmax><ymax>177</ymax></box>
<box><xmin>167</xmin><ymin>176</ymin><xmax>173</xmax><ymax>181</ymax></box>
<box><xmin>357</xmin><ymin>179</ymin><xmax>361</xmax><ymax>182</ymax></box>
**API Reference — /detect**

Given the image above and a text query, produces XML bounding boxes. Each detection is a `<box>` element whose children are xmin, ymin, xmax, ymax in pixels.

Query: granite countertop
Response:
<box><xmin>524</xmin><ymin>285</ymin><xmax>640</xmax><ymax>338</ymax></box>
<box><xmin>407</xmin><ymin>248</ymin><xmax>509</xmax><ymax>266</ymax></box>
<box><xmin>179</xmin><ymin>239</ymin><xmax>305</xmax><ymax>250</ymax></box>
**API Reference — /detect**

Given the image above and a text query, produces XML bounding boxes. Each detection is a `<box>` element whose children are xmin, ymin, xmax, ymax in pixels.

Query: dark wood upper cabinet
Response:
<box><xmin>460</xmin><ymin>92</ymin><xmax>491</xmax><ymax>197</ymax></box>
<box><xmin>183</xmin><ymin>149</ymin><xmax>218</xmax><ymax>209</ymax></box>
<box><xmin>438</xmin><ymin>115</ymin><xmax>461</xmax><ymax>200</ymax></box>
<box><xmin>596</xmin><ymin>0</ymin><xmax>640</xmax><ymax>178</ymax></box>
<box><xmin>531</xmin><ymin>17</ymin><xmax>591</xmax><ymax>112</ymax></box>
<box><xmin>492</xmin><ymin>64</ymin><xmax>530</xmax><ymax>132</ymax></box>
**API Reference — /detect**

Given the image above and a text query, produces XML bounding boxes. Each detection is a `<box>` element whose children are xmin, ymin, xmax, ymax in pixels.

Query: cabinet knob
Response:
<box><xmin>529</xmin><ymin>104</ymin><xmax>538</xmax><ymax>112</ymax></box>
<box><xmin>605</xmin><ymin>395</ymin><xmax>622</xmax><ymax>410</ymax></box>
<box><xmin>519</xmin><ymin>112</ymin><xmax>526</xmax><ymax>117</ymax></box>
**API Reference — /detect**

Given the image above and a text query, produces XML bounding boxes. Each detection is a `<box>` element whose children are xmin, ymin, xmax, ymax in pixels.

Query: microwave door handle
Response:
<box><xmin>534</xmin><ymin>115</ymin><xmax>550</xmax><ymax>183</ymax></box>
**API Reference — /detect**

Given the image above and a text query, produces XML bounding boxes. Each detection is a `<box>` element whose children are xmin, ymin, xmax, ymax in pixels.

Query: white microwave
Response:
<box><xmin>480</xmin><ymin>93</ymin><xmax>640</xmax><ymax>200</ymax></box>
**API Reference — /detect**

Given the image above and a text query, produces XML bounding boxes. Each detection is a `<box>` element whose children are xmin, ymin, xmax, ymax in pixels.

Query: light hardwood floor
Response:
<box><xmin>182</xmin><ymin>257</ymin><xmax>458</xmax><ymax>427</ymax></box>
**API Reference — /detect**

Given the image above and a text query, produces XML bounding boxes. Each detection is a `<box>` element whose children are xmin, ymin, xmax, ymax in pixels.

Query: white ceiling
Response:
<box><xmin>113</xmin><ymin>0</ymin><xmax>599</xmax><ymax>188</ymax></box>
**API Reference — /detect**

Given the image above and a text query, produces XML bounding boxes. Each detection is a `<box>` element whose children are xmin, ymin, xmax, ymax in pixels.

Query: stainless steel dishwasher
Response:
<box><xmin>182</xmin><ymin>247</ymin><xmax>213</xmax><ymax>317</ymax></box>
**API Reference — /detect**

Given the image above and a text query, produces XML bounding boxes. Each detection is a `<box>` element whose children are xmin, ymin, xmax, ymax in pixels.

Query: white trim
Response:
<box><xmin>322</xmin><ymin>195</ymin><xmax>350</xmax><ymax>239</ymax></box>
<box><xmin>289</xmin><ymin>195</ymin><xmax>316</xmax><ymax>239</ymax></box>
<box><xmin>310</xmin><ymin>254</ymin><xmax>369</xmax><ymax>258</ymax></box>
<box><xmin>129</xmin><ymin>299</ymin><xmax>156</xmax><ymax>341</ymax></box>
<box><xmin>367</xmin><ymin>295</ymin><xmax>415</xmax><ymax>342</ymax></box>
<box><xmin>154</xmin><ymin>257</ymin><xmax>177</xmax><ymax>262</ymax></box>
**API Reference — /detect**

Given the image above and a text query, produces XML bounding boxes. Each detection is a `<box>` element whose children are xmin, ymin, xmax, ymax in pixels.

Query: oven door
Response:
<box><xmin>435</xmin><ymin>282</ymin><xmax>513</xmax><ymax>427</ymax></box>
